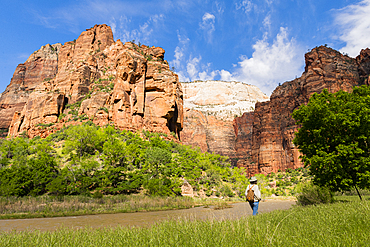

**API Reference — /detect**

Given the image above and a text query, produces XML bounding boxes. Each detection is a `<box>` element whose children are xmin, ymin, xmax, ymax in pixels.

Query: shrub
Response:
<box><xmin>205</xmin><ymin>190</ymin><xmax>213</xmax><ymax>197</ymax></box>
<box><xmin>144</xmin><ymin>178</ymin><xmax>179</xmax><ymax>196</ymax></box>
<box><xmin>92</xmin><ymin>191</ymin><xmax>103</xmax><ymax>199</ymax></box>
<box><xmin>297</xmin><ymin>183</ymin><xmax>334</xmax><ymax>206</ymax></box>
<box><xmin>220</xmin><ymin>184</ymin><xmax>234</xmax><ymax>197</ymax></box>
<box><xmin>0</xmin><ymin>152</ymin><xmax>58</xmax><ymax>197</ymax></box>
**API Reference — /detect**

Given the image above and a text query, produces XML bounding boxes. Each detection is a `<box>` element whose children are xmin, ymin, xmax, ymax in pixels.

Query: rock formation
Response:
<box><xmin>181</xmin><ymin>81</ymin><xmax>268</xmax><ymax>162</ymax></box>
<box><xmin>3</xmin><ymin>26</ymin><xmax>370</xmax><ymax>178</ymax></box>
<box><xmin>4</xmin><ymin>24</ymin><xmax>183</xmax><ymax>138</ymax></box>
<box><xmin>0</xmin><ymin>43</ymin><xmax>61</xmax><ymax>135</ymax></box>
<box><xmin>236</xmin><ymin>46</ymin><xmax>370</xmax><ymax>176</ymax></box>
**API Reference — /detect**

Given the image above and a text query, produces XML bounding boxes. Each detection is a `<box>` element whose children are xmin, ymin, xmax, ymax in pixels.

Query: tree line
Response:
<box><xmin>0</xmin><ymin>122</ymin><xmax>248</xmax><ymax>197</ymax></box>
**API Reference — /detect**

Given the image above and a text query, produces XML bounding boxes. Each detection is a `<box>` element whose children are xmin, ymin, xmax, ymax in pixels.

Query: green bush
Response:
<box><xmin>297</xmin><ymin>183</ymin><xmax>334</xmax><ymax>206</ymax></box>
<box><xmin>220</xmin><ymin>184</ymin><xmax>234</xmax><ymax>197</ymax></box>
<box><xmin>144</xmin><ymin>178</ymin><xmax>179</xmax><ymax>196</ymax></box>
<box><xmin>0</xmin><ymin>152</ymin><xmax>58</xmax><ymax>197</ymax></box>
<box><xmin>92</xmin><ymin>191</ymin><xmax>103</xmax><ymax>199</ymax></box>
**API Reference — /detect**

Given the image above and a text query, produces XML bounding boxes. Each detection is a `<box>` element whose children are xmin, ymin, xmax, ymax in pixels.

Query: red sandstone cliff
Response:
<box><xmin>3</xmin><ymin>27</ymin><xmax>370</xmax><ymax>177</ymax></box>
<box><xmin>180</xmin><ymin>81</ymin><xmax>268</xmax><ymax>162</ymax></box>
<box><xmin>236</xmin><ymin>46</ymin><xmax>370</xmax><ymax>176</ymax></box>
<box><xmin>181</xmin><ymin>109</ymin><xmax>238</xmax><ymax>160</ymax></box>
<box><xmin>0</xmin><ymin>43</ymin><xmax>61</xmax><ymax>133</ymax></box>
<box><xmin>5</xmin><ymin>24</ymin><xmax>183</xmax><ymax>138</ymax></box>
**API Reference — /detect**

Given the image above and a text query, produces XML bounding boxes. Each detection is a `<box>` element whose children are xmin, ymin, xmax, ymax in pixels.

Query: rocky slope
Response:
<box><xmin>180</xmin><ymin>81</ymin><xmax>268</xmax><ymax>162</ymax></box>
<box><xmin>4</xmin><ymin>24</ymin><xmax>183</xmax><ymax>138</ymax></box>
<box><xmin>237</xmin><ymin>46</ymin><xmax>370</xmax><ymax>176</ymax></box>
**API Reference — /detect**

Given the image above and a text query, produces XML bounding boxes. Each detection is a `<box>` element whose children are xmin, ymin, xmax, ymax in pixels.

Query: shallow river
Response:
<box><xmin>0</xmin><ymin>200</ymin><xmax>295</xmax><ymax>232</ymax></box>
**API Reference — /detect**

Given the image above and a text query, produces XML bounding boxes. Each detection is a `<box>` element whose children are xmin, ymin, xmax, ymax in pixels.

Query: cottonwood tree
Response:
<box><xmin>292</xmin><ymin>86</ymin><xmax>370</xmax><ymax>200</ymax></box>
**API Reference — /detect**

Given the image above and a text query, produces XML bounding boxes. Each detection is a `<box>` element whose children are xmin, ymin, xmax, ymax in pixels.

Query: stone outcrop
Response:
<box><xmin>181</xmin><ymin>81</ymin><xmax>268</xmax><ymax>162</ymax></box>
<box><xmin>237</xmin><ymin>46</ymin><xmax>370</xmax><ymax>176</ymax></box>
<box><xmin>0</xmin><ymin>43</ymin><xmax>61</xmax><ymax>132</ymax></box>
<box><xmin>181</xmin><ymin>180</ymin><xmax>194</xmax><ymax>197</ymax></box>
<box><xmin>6</xmin><ymin>24</ymin><xmax>183</xmax><ymax>138</ymax></box>
<box><xmin>182</xmin><ymin>81</ymin><xmax>268</xmax><ymax>121</ymax></box>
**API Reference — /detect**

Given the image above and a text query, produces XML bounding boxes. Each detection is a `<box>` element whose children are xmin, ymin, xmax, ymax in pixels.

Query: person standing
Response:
<box><xmin>245</xmin><ymin>176</ymin><xmax>261</xmax><ymax>216</ymax></box>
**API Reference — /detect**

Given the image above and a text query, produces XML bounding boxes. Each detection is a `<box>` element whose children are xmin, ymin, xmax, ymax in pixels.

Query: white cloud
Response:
<box><xmin>186</xmin><ymin>56</ymin><xmax>201</xmax><ymax>80</ymax></box>
<box><xmin>202</xmin><ymin>13</ymin><xmax>215</xmax><ymax>22</ymax></box>
<box><xmin>173</xmin><ymin>46</ymin><xmax>184</xmax><ymax>68</ymax></box>
<box><xmin>263</xmin><ymin>14</ymin><xmax>271</xmax><ymax>29</ymax></box>
<box><xmin>215</xmin><ymin>1</ymin><xmax>225</xmax><ymax>15</ymax></box>
<box><xmin>219</xmin><ymin>70</ymin><xmax>233</xmax><ymax>81</ymax></box>
<box><xmin>170</xmin><ymin>31</ymin><xmax>190</xmax><ymax>74</ymax></box>
<box><xmin>174</xmin><ymin>27</ymin><xmax>303</xmax><ymax>95</ymax></box>
<box><xmin>265</xmin><ymin>0</ymin><xmax>272</xmax><ymax>6</ymax></box>
<box><xmin>173</xmin><ymin>53</ymin><xmax>218</xmax><ymax>82</ymax></box>
<box><xmin>235</xmin><ymin>0</ymin><xmax>255</xmax><ymax>14</ymax></box>
<box><xmin>199</xmin><ymin>12</ymin><xmax>216</xmax><ymax>43</ymax></box>
<box><xmin>335</xmin><ymin>0</ymin><xmax>370</xmax><ymax>57</ymax></box>
<box><xmin>199</xmin><ymin>63</ymin><xmax>219</xmax><ymax>81</ymax></box>
<box><xmin>184</xmin><ymin>56</ymin><xmax>218</xmax><ymax>81</ymax></box>
<box><xmin>232</xmin><ymin>27</ymin><xmax>303</xmax><ymax>95</ymax></box>
<box><xmin>109</xmin><ymin>14</ymin><xmax>164</xmax><ymax>44</ymax></box>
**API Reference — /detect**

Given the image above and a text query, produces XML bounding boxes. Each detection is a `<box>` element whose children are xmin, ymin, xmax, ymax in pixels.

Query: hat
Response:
<box><xmin>249</xmin><ymin>176</ymin><xmax>257</xmax><ymax>182</ymax></box>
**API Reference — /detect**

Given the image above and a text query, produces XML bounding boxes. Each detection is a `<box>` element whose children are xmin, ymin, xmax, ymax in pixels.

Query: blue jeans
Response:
<box><xmin>249</xmin><ymin>201</ymin><xmax>259</xmax><ymax>215</ymax></box>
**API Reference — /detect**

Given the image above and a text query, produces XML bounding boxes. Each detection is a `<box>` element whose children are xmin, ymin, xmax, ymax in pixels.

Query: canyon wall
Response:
<box><xmin>237</xmin><ymin>46</ymin><xmax>370</xmax><ymax>176</ymax></box>
<box><xmin>180</xmin><ymin>81</ymin><xmax>268</xmax><ymax>162</ymax></box>
<box><xmin>0</xmin><ymin>43</ymin><xmax>61</xmax><ymax>134</ymax></box>
<box><xmin>4</xmin><ymin>24</ymin><xmax>183</xmax><ymax>138</ymax></box>
<box><xmin>3</xmin><ymin>25</ymin><xmax>370</xmax><ymax>177</ymax></box>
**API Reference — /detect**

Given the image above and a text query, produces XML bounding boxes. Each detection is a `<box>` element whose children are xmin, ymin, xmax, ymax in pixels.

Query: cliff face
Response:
<box><xmin>237</xmin><ymin>46</ymin><xmax>370</xmax><ymax>176</ymax></box>
<box><xmin>6</xmin><ymin>24</ymin><xmax>183</xmax><ymax>138</ymax></box>
<box><xmin>181</xmin><ymin>81</ymin><xmax>268</xmax><ymax>162</ymax></box>
<box><xmin>233</xmin><ymin>111</ymin><xmax>254</xmax><ymax>166</ymax></box>
<box><xmin>0</xmin><ymin>43</ymin><xmax>61</xmax><ymax>132</ymax></box>
<box><xmin>3</xmin><ymin>27</ymin><xmax>370</xmax><ymax>177</ymax></box>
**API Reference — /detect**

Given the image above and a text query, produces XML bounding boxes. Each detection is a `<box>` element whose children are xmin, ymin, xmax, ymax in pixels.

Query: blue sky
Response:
<box><xmin>1</xmin><ymin>0</ymin><xmax>370</xmax><ymax>95</ymax></box>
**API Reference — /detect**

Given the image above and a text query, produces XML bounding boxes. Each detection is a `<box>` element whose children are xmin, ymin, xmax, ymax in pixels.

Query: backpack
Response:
<box><xmin>246</xmin><ymin>185</ymin><xmax>255</xmax><ymax>202</ymax></box>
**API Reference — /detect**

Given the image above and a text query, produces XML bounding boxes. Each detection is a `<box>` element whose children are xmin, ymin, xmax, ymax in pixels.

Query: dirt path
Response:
<box><xmin>0</xmin><ymin>199</ymin><xmax>296</xmax><ymax>232</ymax></box>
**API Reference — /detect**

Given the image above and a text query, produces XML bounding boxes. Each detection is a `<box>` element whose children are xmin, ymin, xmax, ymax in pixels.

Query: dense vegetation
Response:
<box><xmin>1</xmin><ymin>199</ymin><xmax>368</xmax><ymax>246</ymax></box>
<box><xmin>293</xmin><ymin>85</ymin><xmax>370</xmax><ymax>200</ymax></box>
<box><xmin>0</xmin><ymin>122</ymin><xmax>248</xmax><ymax>198</ymax></box>
<box><xmin>0</xmin><ymin>168</ymin><xmax>316</xmax><ymax>219</ymax></box>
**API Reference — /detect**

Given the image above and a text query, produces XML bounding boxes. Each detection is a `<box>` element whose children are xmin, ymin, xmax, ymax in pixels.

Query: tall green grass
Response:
<box><xmin>0</xmin><ymin>195</ymin><xmax>228</xmax><ymax>219</ymax></box>
<box><xmin>1</xmin><ymin>200</ymin><xmax>368</xmax><ymax>246</ymax></box>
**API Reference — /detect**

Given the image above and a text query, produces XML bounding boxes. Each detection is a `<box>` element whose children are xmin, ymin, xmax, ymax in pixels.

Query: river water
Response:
<box><xmin>0</xmin><ymin>200</ymin><xmax>295</xmax><ymax>232</ymax></box>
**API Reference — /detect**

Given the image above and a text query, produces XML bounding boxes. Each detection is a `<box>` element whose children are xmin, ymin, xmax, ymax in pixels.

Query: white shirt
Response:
<box><xmin>245</xmin><ymin>184</ymin><xmax>261</xmax><ymax>202</ymax></box>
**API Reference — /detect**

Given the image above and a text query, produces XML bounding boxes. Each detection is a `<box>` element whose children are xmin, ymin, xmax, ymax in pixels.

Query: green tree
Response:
<box><xmin>145</xmin><ymin>147</ymin><xmax>172</xmax><ymax>178</ymax></box>
<box><xmin>62</xmin><ymin>123</ymin><xmax>104</xmax><ymax>160</ymax></box>
<box><xmin>0</xmin><ymin>147</ymin><xmax>58</xmax><ymax>197</ymax></box>
<box><xmin>27</xmin><ymin>151</ymin><xmax>59</xmax><ymax>196</ymax></box>
<box><xmin>102</xmin><ymin>126</ymin><xmax>127</xmax><ymax>167</ymax></box>
<box><xmin>0</xmin><ymin>137</ymin><xmax>31</xmax><ymax>166</ymax></box>
<box><xmin>143</xmin><ymin>147</ymin><xmax>181</xmax><ymax>196</ymax></box>
<box><xmin>292</xmin><ymin>86</ymin><xmax>370</xmax><ymax>200</ymax></box>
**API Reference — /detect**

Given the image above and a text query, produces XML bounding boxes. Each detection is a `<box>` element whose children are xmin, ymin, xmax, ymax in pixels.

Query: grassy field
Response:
<box><xmin>0</xmin><ymin>199</ymin><xmax>368</xmax><ymax>246</ymax></box>
<box><xmin>0</xmin><ymin>194</ymin><xmax>234</xmax><ymax>219</ymax></box>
